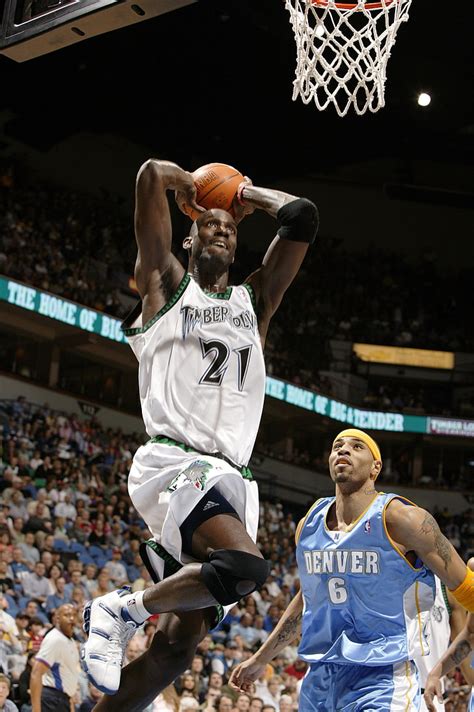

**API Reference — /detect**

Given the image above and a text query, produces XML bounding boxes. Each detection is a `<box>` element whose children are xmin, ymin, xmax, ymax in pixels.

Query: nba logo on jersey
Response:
<box><xmin>364</xmin><ymin>519</ymin><xmax>371</xmax><ymax>534</ymax></box>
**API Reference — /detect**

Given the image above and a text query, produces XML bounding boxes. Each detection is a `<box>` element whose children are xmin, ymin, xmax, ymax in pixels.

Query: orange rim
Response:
<box><xmin>310</xmin><ymin>0</ymin><xmax>398</xmax><ymax>9</ymax></box>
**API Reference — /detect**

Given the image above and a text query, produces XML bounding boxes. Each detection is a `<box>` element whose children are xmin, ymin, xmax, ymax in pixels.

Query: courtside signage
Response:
<box><xmin>0</xmin><ymin>277</ymin><xmax>126</xmax><ymax>344</ymax></box>
<box><xmin>428</xmin><ymin>418</ymin><xmax>474</xmax><ymax>438</ymax></box>
<box><xmin>265</xmin><ymin>377</ymin><xmax>426</xmax><ymax>434</ymax></box>
<box><xmin>3</xmin><ymin>277</ymin><xmax>473</xmax><ymax>438</ymax></box>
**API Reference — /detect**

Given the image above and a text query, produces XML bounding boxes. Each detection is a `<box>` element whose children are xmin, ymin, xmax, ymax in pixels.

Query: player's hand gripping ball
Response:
<box><xmin>179</xmin><ymin>163</ymin><xmax>244</xmax><ymax>220</ymax></box>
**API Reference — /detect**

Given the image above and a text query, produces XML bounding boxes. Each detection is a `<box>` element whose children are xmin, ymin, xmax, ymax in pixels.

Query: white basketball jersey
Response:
<box><xmin>415</xmin><ymin>576</ymin><xmax>451</xmax><ymax>689</ymax></box>
<box><xmin>123</xmin><ymin>274</ymin><xmax>265</xmax><ymax>467</ymax></box>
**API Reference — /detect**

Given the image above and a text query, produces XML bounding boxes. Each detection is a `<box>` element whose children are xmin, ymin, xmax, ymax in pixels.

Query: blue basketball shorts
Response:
<box><xmin>299</xmin><ymin>660</ymin><xmax>420</xmax><ymax>711</ymax></box>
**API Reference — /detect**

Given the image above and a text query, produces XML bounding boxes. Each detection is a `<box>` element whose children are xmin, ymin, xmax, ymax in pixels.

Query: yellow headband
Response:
<box><xmin>333</xmin><ymin>429</ymin><xmax>382</xmax><ymax>463</ymax></box>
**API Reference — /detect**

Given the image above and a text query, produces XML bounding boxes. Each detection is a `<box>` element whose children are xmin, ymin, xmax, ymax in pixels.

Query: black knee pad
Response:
<box><xmin>200</xmin><ymin>549</ymin><xmax>271</xmax><ymax>606</ymax></box>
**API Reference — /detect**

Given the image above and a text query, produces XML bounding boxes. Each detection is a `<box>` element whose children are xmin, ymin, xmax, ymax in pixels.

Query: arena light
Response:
<box><xmin>417</xmin><ymin>92</ymin><xmax>432</xmax><ymax>107</ymax></box>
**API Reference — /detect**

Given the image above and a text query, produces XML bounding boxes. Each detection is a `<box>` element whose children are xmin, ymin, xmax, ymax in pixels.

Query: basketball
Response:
<box><xmin>183</xmin><ymin>163</ymin><xmax>244</xmax><ymax>221</ymax></box>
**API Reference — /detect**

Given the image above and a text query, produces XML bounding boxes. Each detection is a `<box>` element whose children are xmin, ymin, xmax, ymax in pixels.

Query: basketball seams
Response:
<box><xmin>198</xmin><ymin>171</ymin><xmax>241</xmax><ymax>205</ymax></box>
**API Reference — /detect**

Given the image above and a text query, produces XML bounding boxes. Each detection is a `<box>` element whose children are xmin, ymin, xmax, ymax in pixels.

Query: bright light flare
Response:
<box><xmin>417</xmin><ymin>92</ymin><xmax>431</xmax><ymax>107</ymax></box>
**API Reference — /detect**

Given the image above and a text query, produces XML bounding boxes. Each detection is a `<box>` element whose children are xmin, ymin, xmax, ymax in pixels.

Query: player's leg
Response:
<box><xmin>140</xmin><ymin>504</ymin><xmax>265</xmax><ymax>615</ymax></box>
<box><xmin>91</xmin><ymin>608</ymin><xmax>213</xmax><ymax>712</ymax></box>
<box><xmin>83</xmin><ymin>505</ymin><xmax>268</xmax><ymax>695</ymax></box>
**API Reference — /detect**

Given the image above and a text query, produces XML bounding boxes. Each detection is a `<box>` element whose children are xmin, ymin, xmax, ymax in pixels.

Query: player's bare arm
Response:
<box><xmin>385</xmin><ymin>500</ymin><xmax>467</xmax><ymax>590</ymax></box>
<box><xmin>134</xmin><ymin>159</ymin><xmax>203</xmax><ymax>324</ymax></box>
<box><xmin>423</xmin><ymin>613</ymin><xmax>474</xmax><ymax>711</ymax></box>
<box><xmin>423</xmin><ymin>561</ymin><xmax>474</xmax><ymax>711</ymax></box>
<box><xmin>239</xmin><ymin>184</ymin><xmax>319</xmax><ymax>342</ymax></box>
<box><xmin>447</xmin><ymin>585</ymin><xmax>474</xmax><ymax>686</ymax></box>
<box><xmin>229</xmin><ymin>590</ymin><xmax>303</xmax><ymax>692</ymax></box>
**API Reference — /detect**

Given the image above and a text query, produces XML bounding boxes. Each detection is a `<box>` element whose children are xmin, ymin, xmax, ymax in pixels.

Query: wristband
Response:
<box><xmin>450</xmin><ymin>566</ymin><xmax>474</xmax><ymax>613</ymax></box>
<box><xmin>236</xmin><ymin>182</ymin><xmax>247</xmax><ymax>206</ymax></box>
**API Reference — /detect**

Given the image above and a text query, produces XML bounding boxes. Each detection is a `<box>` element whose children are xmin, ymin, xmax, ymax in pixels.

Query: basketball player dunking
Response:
<box><xmin>82</xmin><ymin>159</ymin><xmax>319</xmax><ymax>710</ymax></box>
<box><xmin>230</xmin><ymin>430</ymin><xmax>474</xmax><ymax>711</ymax></box>
<box><xmin>424</xmin><ymin>559</ymin><xmax>474</xmax><ymax>712</ymax></box>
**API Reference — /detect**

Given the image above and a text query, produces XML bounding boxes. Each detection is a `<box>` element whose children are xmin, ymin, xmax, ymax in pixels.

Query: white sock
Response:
<box><xmin>123</xmin><ymin>591</ymin><xmax>151</xmax><ymax>624</ymax></box>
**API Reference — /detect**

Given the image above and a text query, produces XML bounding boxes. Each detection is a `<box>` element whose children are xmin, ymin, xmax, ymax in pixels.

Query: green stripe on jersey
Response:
<box><xmin>123</xmin><ymin>273</ymin><xmax>190</xmax><ymax>336</ymax></box>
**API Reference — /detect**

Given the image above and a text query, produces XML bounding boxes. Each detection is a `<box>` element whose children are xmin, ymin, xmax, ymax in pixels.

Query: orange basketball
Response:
<box><xmin>183</xmin><ymin>163</ymin><xmax>244</xmax><ymax>221</ymax></box>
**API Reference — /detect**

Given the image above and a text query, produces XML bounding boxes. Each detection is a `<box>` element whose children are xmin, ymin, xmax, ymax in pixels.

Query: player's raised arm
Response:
<box><xmin>229</xmin><ymin>590</ymin><xmax>303</xmax><ymax>693</ymax></box>
<box><xmin>134</xmin><ymin>160</ymin><xmax>203</xmax><ymax>319</ymax></box>
<box><xmin>238</xmin><ymin>184</ymin><xmax>318</xmax><ymax>335</ymax></box>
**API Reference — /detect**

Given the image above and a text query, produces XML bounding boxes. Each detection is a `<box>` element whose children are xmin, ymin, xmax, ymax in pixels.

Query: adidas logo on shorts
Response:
<box><xmin>203</xmin><ymin>501</ymin><xmax>220</xmax><ymax>512</ymax></box>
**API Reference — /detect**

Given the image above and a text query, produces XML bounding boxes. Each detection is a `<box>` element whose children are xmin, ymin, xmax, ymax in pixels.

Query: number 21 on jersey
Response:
<box><xmin>199</xmin><ymin>338</ymin><xmax>252</xmax><ymax>391</ymax></box>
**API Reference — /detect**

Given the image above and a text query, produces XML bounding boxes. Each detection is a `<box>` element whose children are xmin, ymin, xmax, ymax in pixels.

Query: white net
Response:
<box><xmin>285</xmin><ymin>0</ymin><xmax>413</xmax><ymax>116</ymax></box>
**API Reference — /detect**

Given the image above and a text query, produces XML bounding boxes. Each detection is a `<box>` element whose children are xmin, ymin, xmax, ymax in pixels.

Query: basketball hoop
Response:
<box><xmin>285</xmin><ymin>0</ymin><xmax>413</xmax><ymax>116</ymax></box>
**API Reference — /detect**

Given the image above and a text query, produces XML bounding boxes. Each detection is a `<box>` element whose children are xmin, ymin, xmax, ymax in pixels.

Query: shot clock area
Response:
<box><xmin>0</xmin><ymin>0</ymin><xmax>195</xmax><ymax>61</ymax></box>
<box><xmin>14</xmin><ymin>0</ymin><xmax>77</xmax><ymax>23</ymax></box>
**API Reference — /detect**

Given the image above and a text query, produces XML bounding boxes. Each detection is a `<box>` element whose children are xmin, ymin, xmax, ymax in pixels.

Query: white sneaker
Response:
<box><xmin>82</xmin><ymin>587</ymin><xmax>142</xmax><ymax>695</ymax></box>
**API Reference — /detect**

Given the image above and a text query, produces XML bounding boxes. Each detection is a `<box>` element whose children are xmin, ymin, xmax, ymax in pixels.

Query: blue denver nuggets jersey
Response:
<box><xmin>296</xmin><ymin>493</ymin><xmax>435</xmax><ymax>667</ymax></box>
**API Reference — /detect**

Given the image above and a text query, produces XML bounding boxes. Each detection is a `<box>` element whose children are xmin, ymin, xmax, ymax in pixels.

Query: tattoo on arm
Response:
<box><xmin>273</xmin><ymin>612</ymin><xmax>302</xmax><ymax>649</ymax></box>
<box><xmin>419</xmin><ymin>513</ymin><xmax>452</xmax><ymax>571</ymax></box>
<box><xmin>451</xmin><ymin>640</ymin><xmax>472</xmax><ymax>665</ymax></box>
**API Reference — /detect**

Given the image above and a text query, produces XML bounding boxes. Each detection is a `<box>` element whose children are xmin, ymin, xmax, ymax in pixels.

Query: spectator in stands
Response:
<box><xmin>91</xmin><ymin>570</ymin><xmax>113</xmax><ymax>599</ymax></box>
<box><xmin>26</xmin><ymin>617</ymin><xmax>44</xmax><ymax>654</ymax></box>
<box><xmin>45</xmin><ymin>577</ymin><xmax>70</xmax><ymax>614</ymax></box>
<box><xmin>19</xmin><ymin>534</ymin><xmax>39</xmax><ymax>569</ymax></box>
<box><xmin>230</xmin><ymin>614</ymin><xmax>258</xmax><ymax>649</ymax></box>
<box><xmin>18</xmin><ymin>651</ymin><xmax>35</xmax><ymax>710</ymax></box>
<box><xmin>103</xmin><ymin>547</ymin><xmax>127</xmax><ymax>586</ymax></box>
<box><xmin>260</xmin><ymin>676</ymin><xmax>283</xmax><ymax>709</ymax></box>
<box><xmin>0</xmin><ymin>597</ymin><xmax>20</xmax><ymax>642</ymax></box>
<box><xmin>9</xmin><ymin>550</ymin><xmax>28</xmax><ymax>584</ymax></box>
<box><xmin>81</xmin><ymin>565</ymin><xmax>98</xmax><ymax>597</ymax></box>
<box><xmin>215</xmin><ymin>695</ymin><xmax>234</xmax><ymax>712</ymax></box>
<box><xmin>283</xmin><ymin>659</ymin><xmax>306</xmax><ymax>680</ymax></box>
<box><xmin>46</xmin><ymin>563</ymin><xmax>63</xmax><ymax>595</ymax></box>
<box><xmin>252</xmin><ymin>615</ymin><xmax>269</xmax><ymax>646</ymax></box>
<box><xmin>0</xmin><ymin>673</ymin><xmax>19</xmax><ymax>711</ymax></box>
<box><xmin>64</xmin><ymin>570</ymin><xmax>86</xmax><ymax>599</ymax></box>
<box><xmin>235</xmin><ymin>693</ymin><xmax>252</xmax><ymax>711</ymax></box>
<box><xmin>177</xmin><ymin>673</ymin><xmax>198</xmax><ymax>701</ymax></box>
<box><xmin>0</xmin><ymin>565</ymin><xmax>14</xmax><ymax>597</ymax></box>
<box><xmin>263</xmin><ymin>605</ymin><xmax>281</xmax><ymax>632</ymax></box>
<box><xmin>7</xmin><ymin>521</ymin><xmax>24</xmax><ymax>548</ymax></box>
<box><xmin>278</xmin><ymin>694</ymin><xmax>293</xmax><ymax>712</ymax></box>
<box><xmin>8</xmin><ymin>494</ymin><xmax>28</xmax><ymax>522</ymax></box>
<box><xmin>123</xmin><ymin>638</ymin><xmax>143</xmax><ymax>667</ymax></box>
<box><xmin>21</xmin><ymin>562</ymin><xmax>50</xmax><ymax>604</ymax></box>
<box><xmin>54</xmin><ymin>495</ymin><xmax>76</xmax><ymax>522</ymax></box>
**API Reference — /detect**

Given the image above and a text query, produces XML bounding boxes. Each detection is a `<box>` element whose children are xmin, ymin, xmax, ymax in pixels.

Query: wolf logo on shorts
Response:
<box><xmin>167</xmin><ymin>460</ymin><xmax>212</xmax><ymax>492</ymax></box>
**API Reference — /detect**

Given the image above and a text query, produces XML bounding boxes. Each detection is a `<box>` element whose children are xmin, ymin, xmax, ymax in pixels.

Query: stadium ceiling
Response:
<box><xmin>0</xmin><ymin>1</ymin><xmax>473</xmax><ymax>182</ymax></box>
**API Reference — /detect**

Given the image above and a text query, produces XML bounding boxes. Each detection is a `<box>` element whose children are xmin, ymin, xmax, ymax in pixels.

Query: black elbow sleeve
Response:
<box><xmin>277</xmin><ymin>198</ymin><xmax>319</xmax><ymax>245</ymax></box>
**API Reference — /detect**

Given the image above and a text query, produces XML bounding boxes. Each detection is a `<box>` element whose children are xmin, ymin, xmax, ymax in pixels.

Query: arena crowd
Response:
<box><xmin>0</xmin><ymin>397</ymin><xmax>472</xmax><ymax>710</ymax></box>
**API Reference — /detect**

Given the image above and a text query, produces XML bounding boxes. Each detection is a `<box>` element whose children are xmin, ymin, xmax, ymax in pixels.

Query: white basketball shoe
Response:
<box><xmin>82</xmin><ymin>587</ymin><xmax>143</xmax><ymax>695</ymax></box>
